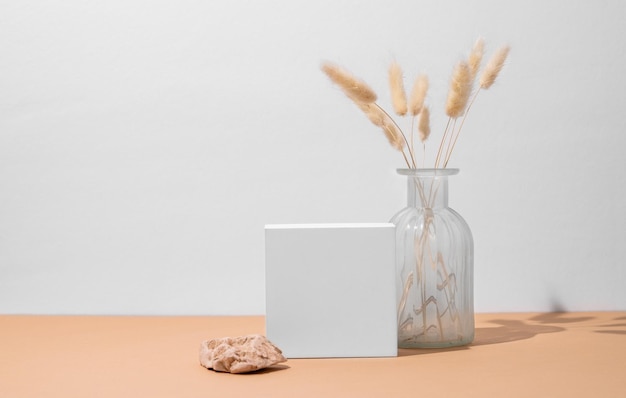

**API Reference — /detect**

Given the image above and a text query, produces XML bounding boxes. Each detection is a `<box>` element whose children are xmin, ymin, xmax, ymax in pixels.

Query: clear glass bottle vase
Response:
<box><xmin>390</xmin><ymin>168</ymin><xmax>474</xmax><ymax>348</ymax></box>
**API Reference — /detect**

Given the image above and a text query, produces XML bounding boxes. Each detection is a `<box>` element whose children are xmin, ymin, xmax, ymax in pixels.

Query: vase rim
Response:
<box><xmin>397</xmin><ymin>168</ymin><xmax>459</xmax><ymax>176</ymax></box>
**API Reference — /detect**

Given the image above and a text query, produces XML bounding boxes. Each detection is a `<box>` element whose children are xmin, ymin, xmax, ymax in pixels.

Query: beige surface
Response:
<box><xmin>1</xmin><ymin>312</ymin><xmax>625</xmax><ymax>397</ymax></box>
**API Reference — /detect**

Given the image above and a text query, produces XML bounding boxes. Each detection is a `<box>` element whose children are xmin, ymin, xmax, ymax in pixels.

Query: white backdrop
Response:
<box><xmin>1</xmin><ymin>0</ymin><xmax>625</xmax><ymax>315</ymax></box>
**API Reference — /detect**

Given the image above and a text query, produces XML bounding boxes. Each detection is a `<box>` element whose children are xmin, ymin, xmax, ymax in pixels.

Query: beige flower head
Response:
<box><xmin>408</xmin><ymin>74</ymin><xmax>429</xmax><ymax>116</ymax></box>
<box><xmin>469</xmin><ymin>37</ymin><xmax>485</xmax><ymax>79</ymax></box>
<box><xmin>382</xmin><ymin>119</ymin><xmax>405</xmax><ymax>151</ymax></box>
<box><xmin>445</xmin><ymin>60</ymin><xmax>472</xmax><ymax>118</ymax></box>
<box><xmin>480</xmin><ymin>46</ymin><xmax>510</xmax><ymax>89</ymax></box>
<box><xmin>418</xmin><ymin>106</ymin><xmax>431</xmax><ymax>142</ymax></box>
<box><xmin>388</xmin><ymin>61</ymin><xmax>407</xmax><ymax>116</ymax></box>
<box><xmin>321</xmin><ymin>62</ymin><xmax>378</xmax><ymax>103</ymax></box>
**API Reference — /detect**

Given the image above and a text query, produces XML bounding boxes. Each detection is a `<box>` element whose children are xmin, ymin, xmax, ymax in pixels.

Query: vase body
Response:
<box><xmin>390</xmin><ymin>168</ymin><xmax>474</xmax><ymax>348</ymax></box>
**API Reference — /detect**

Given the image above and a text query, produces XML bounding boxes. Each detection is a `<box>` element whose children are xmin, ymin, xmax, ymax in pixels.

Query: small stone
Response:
<box><xmin>199</xmin><ymin>334</ymin><xmax>287</xmax><ymax>374</ymax></box>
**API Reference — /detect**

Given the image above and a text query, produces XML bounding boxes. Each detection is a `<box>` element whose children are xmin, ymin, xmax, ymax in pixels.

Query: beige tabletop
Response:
<box><xmin>1</xmin><ymin>312</ymin><xmax>625</xmax><ymax>397</ymax></box>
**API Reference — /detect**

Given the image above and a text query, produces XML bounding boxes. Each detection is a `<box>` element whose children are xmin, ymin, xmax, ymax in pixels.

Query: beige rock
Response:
<box><xmin>199</xmin><ymin>334</ymin><xmax>287</xmax><ymax>374</ymax></box>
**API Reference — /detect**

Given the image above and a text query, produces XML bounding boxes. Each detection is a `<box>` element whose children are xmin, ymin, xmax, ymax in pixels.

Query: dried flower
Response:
<box><xmin>445</xmin><ymin>60</ymin><xmax>472</xmax><ymax>118</ymax></box>
<box><xmin>357</xmin><ymin>102</ymin><xmax>385</xmax><ymax>127</ymax></box>
<box><xmin>389</xmin><ymin>62</ymin><xmax>408</xmax><ymax>116</ymax></box>
<box><xmin>320</xmin><ymin>63</ymin><xmax>378</xmax><ymax>103</ymax></box>
<box><xmin>418</xmin><ymin>106</ymin><xmax>431</xmax><ymax>142</ymax></box>
<box><xmin>382</xmin><ymin>119</ymin><xmax>404</xmax><ymax>151</ymax></box>
<box><xmin>480</xmin><ymin>46</ymin><xmax>510</xmax><ymax>89</ymax></box>
<box><xmin>468</xmin><ymin>38</ymin><xmax>485</xmax><ymax>79</ymax></box>
<box><xmin>320</xmin><ymin>39</ymin><xmax>509</xmax><ymax>169</ymax></box>
<box><xmin>408</xmin><ymin>74</ymin><xmax>429</xmax><ymax>116</ymax></box>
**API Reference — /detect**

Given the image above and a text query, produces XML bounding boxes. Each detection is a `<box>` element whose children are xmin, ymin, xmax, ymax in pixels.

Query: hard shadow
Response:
<box><xmin>472</xmin><ymin>318</ymin><xmax>564</xmax><ymax>346</ymax></box>
<box><xmin>394</xmin><ymin>312</ymin><xmax>626</xmax><ymax>355</ymax></box>
<box><xmin>398</xmin><ymin>345</ymin><xmax>469</xmax><ymax>357</ymax></box>
<box><xmin>238</xmin><ymin>364</ymin><xmax>290</xmax><ymax>375</ymax></box>
<box><xmin>595</xmin><ymin>330</ymin><xmax>626</xmax><ymax>335</ymax></box>
<box><xmin>397</xmin><ymin>312</ymin><xmax>595</xmax><ymax>355</ymax></box>
<box><xmin>529</xmin><ymin>312</ymin><xmax>595</xmax><ymax>324</ymax></box>
<box><xmin>594</xmin><ymin>315</ymin><xmax>626</xmax><ymax>335</ymax></box>
<box><xmin>597</xmin><ymin>323</ymin><xmax>626</xmax><ymax>328</ymax></box>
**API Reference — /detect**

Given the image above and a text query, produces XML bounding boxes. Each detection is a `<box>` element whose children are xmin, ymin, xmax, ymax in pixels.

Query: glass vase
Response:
<box><xmin>390</xmin><ymin>168</ymin><xmax>474</xmax><ymax>348</ymax></box>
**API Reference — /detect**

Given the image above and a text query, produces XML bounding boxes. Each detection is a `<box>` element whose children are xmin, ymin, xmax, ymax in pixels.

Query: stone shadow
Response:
<box><xmin>239</xmin><ymin>364</ymin><xmax>290</xmax><ymax>375</ymax></box>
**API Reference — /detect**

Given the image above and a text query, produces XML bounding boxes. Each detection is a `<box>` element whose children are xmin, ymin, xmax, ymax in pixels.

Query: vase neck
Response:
<box><xmin>407</xmin><ymin>176</ymin><xmax>449</xmax><ymax>209</ymax></box>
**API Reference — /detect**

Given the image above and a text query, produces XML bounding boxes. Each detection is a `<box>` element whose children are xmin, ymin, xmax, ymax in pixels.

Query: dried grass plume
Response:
<box><xmin>382</xmin><ymin>119</ymin><xmax>405</xmax><ymax>151</ymax></box>
<box><xmin>408</xmin><ymin>74</ymin><xmax>429</xmax><ymax>116</ymax></box>
<box><xmin>479</xmin><ymin>45</ymin><xmax>510</xmax><ymax>89</ymax></box>
<box><xmin>321</xmin><ymin>63</ymin><xmax>378</xmax><ymax>103</ymax></box>
<box><xmin>445</xmin><ymin>61</ymin><xmax>472</xmax><ymax>118</ymax></box>
<box><xmin>389</xmin><ymin>62</ymin><xmax>408</xmax><ymax>116</ymax></box>
<box><xmin>357</xmin><ymin>103</ymin><xmax>385</xmax><ymax>127</ymax></box>
<box><xmin>418</xmin><ymin>106</ymin><xmax>431</xmax><ymax>142</ymax></box>
<box><xmin>320</xmin><ymin>39</ymin><xmax>510</xmax><ymax>169</ymax></box>
<box><xmin>468</xmin><ymin>38</ymin><xmax>485</xmax><ymax>78</ymax></box>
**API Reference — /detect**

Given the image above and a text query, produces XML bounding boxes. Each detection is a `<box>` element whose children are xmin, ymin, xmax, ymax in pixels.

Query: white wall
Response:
<box><xmin>1</xmin><ymin>0</ymin><xmax>625</xmax><ymax>315</ymax></box>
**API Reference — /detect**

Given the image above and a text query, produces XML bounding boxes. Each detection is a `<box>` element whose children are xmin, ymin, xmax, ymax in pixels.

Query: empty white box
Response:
<box><xmin>265</xmin><ymin>223</ymin><xmax>397</xmax><ymax>358</ymax></box>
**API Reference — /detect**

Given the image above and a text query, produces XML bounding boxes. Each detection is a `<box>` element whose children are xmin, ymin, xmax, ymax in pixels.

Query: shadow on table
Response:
<box><xmin>594</xmin><ymin>314</ymin><xmax>626</xmax><ymax>335</ymax></box>
<box><xmin>240</xmin><ymin>364</ymin><xmax>290</xmax><ymax>375</ymax></box>
<box><xmin>472</xmin><ymin>318</ymin><xmax>564</xmax><ymax>346</ymax></box>
<box><xmin>529</xmin><ymin>312</ymin><xmax>595</xmax><ymax>324</ymax></box>
<box><xmin>534</xmin><ymin>312</ymin><xmax>626</xmax><ymax>336</ymax></box>
<box><xmin>398</xmin><ymin>312</ymin><xmax>596</xmax><ymax>357</ymax></box>
<box><xmin>595</xmin><ymin>330</ymin><xmax>626</xmax><ymax>335</ymax></box>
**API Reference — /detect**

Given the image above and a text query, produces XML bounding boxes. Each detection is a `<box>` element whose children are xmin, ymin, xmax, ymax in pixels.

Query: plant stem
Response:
<box><xmin>410</xmin><ymin>116</ymin><xmax>416</xmax><ymax>165</ymax></box>
<box><xmin>443</xmin><ymin>118</ymin><xmax>458</xmax><ymax>167</ymax></box>
<box><xmin>435</xmin><ymin>118</ymin><xmax>452</xmax><ymax>168</ymax></box>
<box><xmin>401</xmin><ymin>150</ymin><xmax>412</xmax><ymax>169</ymax></box>
<box><xmin>443</xmin><ymin>89</ymin><xmax>481</xmax><ymax>167</ymax></box>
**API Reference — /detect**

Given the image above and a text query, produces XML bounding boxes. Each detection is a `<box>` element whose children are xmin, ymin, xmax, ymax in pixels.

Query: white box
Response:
<box><xmin>265</xmin><ymin>223</ymin><xmax>397</xmax><ymax>358</ymax></box>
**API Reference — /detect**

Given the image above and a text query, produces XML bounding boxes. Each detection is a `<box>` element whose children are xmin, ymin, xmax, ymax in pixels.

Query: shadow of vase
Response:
<box><xmin>472</xmin><ymin>319</ymin><xmax>565</xmax><ymax>346</ymax></box>
<box><xmin>398</xmin><ymin>312</ymin><xmax>606</xmax><ymax>356</ymax></box>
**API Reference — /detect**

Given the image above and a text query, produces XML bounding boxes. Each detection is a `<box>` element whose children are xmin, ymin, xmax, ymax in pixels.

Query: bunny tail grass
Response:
<box><xmin>445</xmin><ymin>61</ymin><xmax>472</xmax><ymax>118</ymax></box>
<box><xmin>418</xmin><ymin>106</ymin><xmax>431</xmax><ymax>142</ymax></box>
<box><xmin>408</xmin><ymin>74</ymin><xmax>429</xmax><ymax>116</ymax></box>
<box><xmin>321</xmin><ymin>62</ymin><xmax>378</xmax><ymax>103</ymax></box>
<box><xmin>468</xmin><ymin>38</ymin><xmax>485</xmax><ymax>79</ymax></box>
<box><xmin>479</xmin><ymin>45</ymin><xmax>510</xmax><ymax>89</ymax></box>
<box><xmin>357</xmin><ymin>103</ymin><xmax>385</xmax><ymax>127</ymax></box>
<box><xmin>382</xmin><ymin>120</ymin><xmax>405</xmax><ymax>151</ymax></box>
<box><xmin>389</xmin><ymin>61</ymin><xmax>408</xmax><ymax>116</ymax></box>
